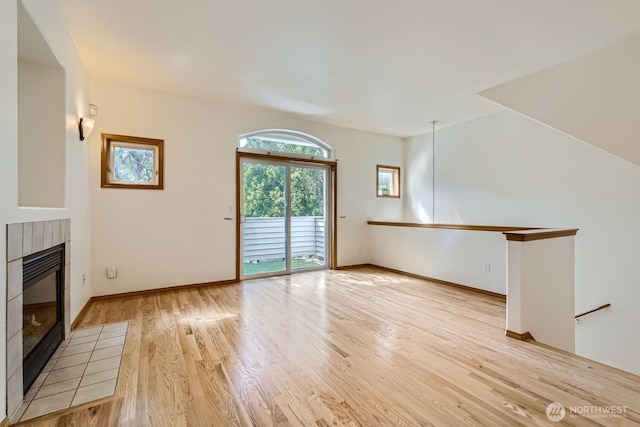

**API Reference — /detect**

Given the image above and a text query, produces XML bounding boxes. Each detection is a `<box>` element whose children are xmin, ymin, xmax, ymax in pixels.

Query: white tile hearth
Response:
<box><xmin>79</xmin><ymin>368</ymin><xmax>119</xmax><ymax>388</ymax></box>
<box><xmin>43</xmin><ymin>364</ymin><xmax>86</xmax><ymax>386</ymax></box>
<box><xmin>84</xmin><ymin>355</ymin><xmax>122</xmax><ymax>376</ymax></box>
<box><xmin>72</xmin><ymin>378</ymin><xmax>117</xmax><ymax>406</ymax></box>
<box><xmin>22</xmin><ymin>390</ymin><xmax>75</xmax><ymax>421</ymax></box>
<box><xmin>15</xmin><ymin>322</ymin><xmax>128</xmax><ymax>423</ymax></box>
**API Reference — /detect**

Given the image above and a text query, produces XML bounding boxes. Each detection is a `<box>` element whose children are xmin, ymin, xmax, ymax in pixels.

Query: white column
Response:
<box><xmin>505</xmin><ymin>229</ymin><xmax>577</xmax><ymax>353</ymax></box>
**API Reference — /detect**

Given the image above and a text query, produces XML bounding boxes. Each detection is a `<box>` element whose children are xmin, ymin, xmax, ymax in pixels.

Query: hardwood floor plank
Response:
<box><xmin>18</xmin><ymin>267</ymin><xmax>640</xmax><ymax>426</ymax></box>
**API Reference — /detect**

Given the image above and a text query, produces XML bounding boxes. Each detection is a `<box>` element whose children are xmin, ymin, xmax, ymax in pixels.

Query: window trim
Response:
<box><xmin>238</xmin><ymin>129</ymin><xmax>334</xmax><ymax>160</ymax></box>
<box><xmin>376</xmin><ymin>165</ymin><xmax>400</xmax><ymax>198</ymax></box>
<box><xmin>101</xmin><ymin>133</ymin><xmax>164</xmax><ymax>189</ymax></box>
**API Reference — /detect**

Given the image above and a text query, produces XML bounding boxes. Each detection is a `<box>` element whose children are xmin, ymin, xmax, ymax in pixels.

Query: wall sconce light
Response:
<box><xmin>79</xmin><ymin>103</ymin><xmax>98</xmax><ymax>141</ymax></box>
<box><xmin>79</xmin><ymin>117</ymin><xmax>95</xmax><ymax>141</ymax></box>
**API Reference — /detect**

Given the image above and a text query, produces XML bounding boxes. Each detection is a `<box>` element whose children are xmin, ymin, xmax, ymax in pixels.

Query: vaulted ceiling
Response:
<box><xmin>56</xmin><ymin>0</ymin><xmax>640</xmax><ymax>136</ymax></box>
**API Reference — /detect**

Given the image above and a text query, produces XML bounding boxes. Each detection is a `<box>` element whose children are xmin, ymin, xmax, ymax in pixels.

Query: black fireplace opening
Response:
<box><xmin>22</xmin><ymin>244</ymin><xmax>64</xmax><ymax>394</ymax></box>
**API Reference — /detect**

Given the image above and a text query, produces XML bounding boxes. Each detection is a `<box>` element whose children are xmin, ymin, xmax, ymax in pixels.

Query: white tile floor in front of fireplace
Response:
<box><xmin>14</xmin><ymin>321</ymin><xmax>128</xmax><ymax>422</ymax></box>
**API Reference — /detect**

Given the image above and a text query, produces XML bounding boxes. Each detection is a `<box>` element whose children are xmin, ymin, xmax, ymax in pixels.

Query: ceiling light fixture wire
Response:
<box><xmin>431</xmin><ymin>120</ymin><xmax>437</xmax><ymax>223</ymax></box>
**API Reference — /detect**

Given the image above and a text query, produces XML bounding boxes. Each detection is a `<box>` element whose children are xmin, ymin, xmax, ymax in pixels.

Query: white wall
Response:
<box><xmin>18</xmin><ymin>59</ymin><xmax>65</xmax><ymax>208</ymax></box>
<box><xmin>18</xmin><ymin>0</ymin><xmax>93</xmax><ymax>330</ymax></box>
<box><xmin>0</xmin><ymin>0</ymin><xmax>18</xmax><ymax>418</ymax></box>
<box><xmin>369</xmin><ymin>226</ymin><xmax>506</xmax><ymax>295</ymax></box>
<box><xmin>89</xmin><ymin>80</ymin><xmax>404</xmax><ymax>296</ymax></box>
<box><xmin>402</xmin><ymin>110</ymin><xmax>640</xmax><ymax>375</ymax></box>
<box><xmin>0</xmin><ymin>0</ymin><xmax>92</xmax><ymax>417</ymax></box>
<box><xmin>480</xmin><ymin>33</ymin><xmax>640</xmax><ymax>167</ymax></box>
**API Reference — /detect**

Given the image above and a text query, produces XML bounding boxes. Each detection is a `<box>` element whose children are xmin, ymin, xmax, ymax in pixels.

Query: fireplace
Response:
<box><xmin>6</xmin><ymin>219</ymin><xmax>71</xmax><ymax>420</ymax></box>
<box><xmin>22</xmin><ymin>244</ymin><xmax>64</xmax><ymax>394</ymax></box>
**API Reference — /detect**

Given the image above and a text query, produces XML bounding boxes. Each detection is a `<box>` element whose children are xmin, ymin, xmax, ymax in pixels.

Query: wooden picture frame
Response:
<box><xmin>376</xmin><ymin>165</ymin><xmax>400</xmax><ymax>198</ymax></box>
<box><xmin>101</xmin><ymin>133</ymin><xmax>164</xmax><ymax>189</ymax></box>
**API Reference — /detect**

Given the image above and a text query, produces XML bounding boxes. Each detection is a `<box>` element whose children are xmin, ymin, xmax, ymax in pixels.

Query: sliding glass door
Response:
<box><xmin>240</xmin><ymin>158</ymin><xmax>329</xmax><ymax>278</ymax></box>
<box><xmin>241</xmin><ymin>161</ymin><xmax>287</xmax><ymax>276</ymax></box>
<box><xmin>290</xmin><ymin>166</ymin><xmax>327</xmax><ymax>271</ymax></box>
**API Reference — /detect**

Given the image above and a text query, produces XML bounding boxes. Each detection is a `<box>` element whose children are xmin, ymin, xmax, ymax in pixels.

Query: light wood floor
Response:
<box><xmin>16</xmin><ymin>267</ymin><xmax>640</xmax><ymax>426</ymax></box>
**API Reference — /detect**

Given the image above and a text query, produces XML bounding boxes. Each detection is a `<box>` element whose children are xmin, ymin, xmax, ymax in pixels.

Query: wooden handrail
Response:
<box><xmin>367</xmin><ymin>221</ymin><xmax>579</xmax><ymax>241</ymax></box>
<box><xmin>575</xmin><ymin>303</ymin><xmax>611</xmax><ymax>320</ymax></box>
<box><xmin>367</xmin><ymin>221</ymin><xmax>537</xmax><ymax>232</ymax></box>
<box><xmin>504</xmin><ymin>228</ymin><xmax>578</xmax><ymax>241</ymax></box>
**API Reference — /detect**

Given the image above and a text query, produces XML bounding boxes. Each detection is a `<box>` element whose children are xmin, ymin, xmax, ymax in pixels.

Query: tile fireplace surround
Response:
<box><xmin>6</xmin><ymin>219</ymin><xmax>71</xmax><ymax>420</ymax></box>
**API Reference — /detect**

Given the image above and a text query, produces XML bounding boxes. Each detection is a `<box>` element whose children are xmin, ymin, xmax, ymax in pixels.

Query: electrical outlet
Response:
<box><xmin>107</xmin><ymin>265</ymin><xmax>117</xmax><ymax>279</ymax></box>
<box><xmin>482</xmin><ymin>264</ymin><xmax>491</xmax><ymax>273</ymax></box>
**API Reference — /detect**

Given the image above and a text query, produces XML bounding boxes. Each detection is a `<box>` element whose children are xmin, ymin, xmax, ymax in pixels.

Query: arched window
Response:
<box><xmin>238</xmin><ymin>129</ymin><xmax>334</xmax><ymax>159</ymax></box>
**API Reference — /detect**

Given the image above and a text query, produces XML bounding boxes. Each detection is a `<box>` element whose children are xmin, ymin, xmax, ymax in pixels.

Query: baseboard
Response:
<box><xmin>334</xmin><ymin>264</ymin><xmax>372</xmax><ymax>270</ymax></box>
<box><xmin>1</xmin><ymin>416</ymin><xmax>8</xmax><ymax>427</ymax></box>
<box><xmin>70</xmin><ymin>299</ymin><xmax>94</xmax><ymax>330</ymax></box>
<box><xmin>505</xmin><ymin>330</ymin><xmax>536</xmax><ymax>341</ymax></box>
<box><xmin>90</xmin><ymin>278</ymin><xmax>239</xmax><ymax>302</ymax></box>
<box><xmin>368</xmin><ymin>264</ymin><xmax>507</xmax><ymax>301</ymax></box>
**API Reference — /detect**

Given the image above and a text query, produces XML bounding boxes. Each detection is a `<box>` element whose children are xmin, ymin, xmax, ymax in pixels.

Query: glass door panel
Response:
<box><xmin>290</xmin><ymin>166</ymin><xmax>327</xmax><ymax>271</ymax></box>
<box><xmin>240</xmin><ymin>158</ymin><xmax>330</xmax><ymax>278</ymax></box>
<box><xmin>241</xmin><ymin>161</ymin><xmax>287</xmax><ymax>277</ymax></box>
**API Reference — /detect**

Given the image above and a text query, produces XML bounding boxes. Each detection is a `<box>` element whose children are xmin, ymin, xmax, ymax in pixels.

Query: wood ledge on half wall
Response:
<box><xmin>367</xmin><ymin>221</ymin><xmax>578</xmax><ymax>241</ymax></box>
